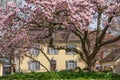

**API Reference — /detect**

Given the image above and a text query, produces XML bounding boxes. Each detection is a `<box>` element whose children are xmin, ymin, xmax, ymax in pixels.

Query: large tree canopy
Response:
<box><xmin>0</xmin><ymin>0</ymin><xmax>120</xmax><ymax>71</ymax></box>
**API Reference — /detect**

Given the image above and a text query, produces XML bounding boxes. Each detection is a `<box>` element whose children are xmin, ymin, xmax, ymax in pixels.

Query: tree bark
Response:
<box><xmin>9</xmin><ymin>53</ymin><xmax>14</xmax><ymax>74</ymax></box>
<box><xmin>85</xmin><ymin>59</ymin><xmax>96</xmax><ymax>71</ymax></box>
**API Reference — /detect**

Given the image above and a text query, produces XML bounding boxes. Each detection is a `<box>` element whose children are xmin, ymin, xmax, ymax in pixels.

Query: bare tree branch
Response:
<box><xmin>100</xmin><ymin>35</ymin><xmax>120</xmax><ymax>47</ymax></box>
<box><xmin>72</xmin><ymin>30</ymin><xmax>89</xmax><ymax>57</ymax></box>
<box><xmin>98</xmin><ymin>16</ymin><xmax>114</xmax><ymax>43</ymax></box>
<box><xmin>96</xmin><ymin>12</ymin><xmax>102</xmax><ymax>46</ymax></box>
<box><xmin>33</xmin><ymin>47</ymin><xmax>51</xmax><ymax>65</ymax></box>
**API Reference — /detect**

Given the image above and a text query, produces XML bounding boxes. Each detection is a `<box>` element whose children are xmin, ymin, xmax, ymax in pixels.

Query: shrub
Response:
<box><xmin>0</xmin><ymin>70</ymin><xmax>120</xmax><ymax>80</ymax></box>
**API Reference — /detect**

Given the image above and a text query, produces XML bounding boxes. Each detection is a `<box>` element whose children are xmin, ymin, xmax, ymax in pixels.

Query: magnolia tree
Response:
<box><xmin>0</xmin><ymin>1</ymin><xmax>55</xmax><ymax>72</ymax></box>
<box><xmin>0</xmin><ymin>0</ymin><xmax>120</xmax><ymax>72</ymax></box>
<box><xmin>0</xmin><ymin>2</ymin><xmax>32</xmax><ymax>73</ymax></box>
<box><xmin>22</xmin><ymin>0</ymin><xmax>120</xmax><ymax>71</ymax></box>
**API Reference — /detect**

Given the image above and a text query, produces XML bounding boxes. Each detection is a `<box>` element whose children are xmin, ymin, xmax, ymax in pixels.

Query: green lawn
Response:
<box><xmin>0</xmin><ymin>70</ymin><xmax>120</xmax><ymax>80</ymax></box>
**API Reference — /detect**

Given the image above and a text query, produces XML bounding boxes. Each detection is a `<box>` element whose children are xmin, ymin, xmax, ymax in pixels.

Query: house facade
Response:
<box><xmin>16</xmin><ymin>43</ymin><xmax>86</xmax><ymax>72</ymax></box>
<box><xmin>15</xmin><ymin>30</ymin><xmax>86</xmax><ymax>72</ymax></box>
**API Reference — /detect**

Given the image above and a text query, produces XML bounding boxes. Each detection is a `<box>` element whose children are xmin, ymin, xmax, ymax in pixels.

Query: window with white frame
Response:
<box><xmin>66</xmin><ymin>44</ymin><xmax>76</xmax><ymax>54</ymax></box>
<box><xmin>48</xmin><ymin>47</ymin><xmax>58</xmax><ymax>54</ymax></box>
<box><xmin>29</xmin><ymin>45</ymin><xmax>40</xmax><ymax>55</ymax></box>
<box><xmin>28</xmin><ymin>61</ymin><xmax>40</xmax><ymax>71</ymax></box>
<box><xmin>66</xmin><ymin>60</ymin><xmax>77</xmax><ymax>70</ymax></box>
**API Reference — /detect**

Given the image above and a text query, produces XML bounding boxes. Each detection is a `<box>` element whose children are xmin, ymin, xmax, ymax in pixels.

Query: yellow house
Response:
<box><xmin>16</xmin><ymin>30</ymin><xmax>86</xmax><ymax>72</ymax></box>
<box><xmin>0</xmin><ymin>61</ymin><xmax>3</xmax><ymax>76</ymax></box>
<box><xmin>17</xmin><ymin>43</ymin><xmax>86</xmax><ymax>72</ymax></box>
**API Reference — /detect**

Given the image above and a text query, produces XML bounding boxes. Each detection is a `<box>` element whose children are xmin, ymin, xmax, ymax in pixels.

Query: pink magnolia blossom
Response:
<box><xmin>0</xmin><ymin>0</ymin><xmax>120</xmax><ymax>62</ymax></box>
<box><xmin>7</xmin><ymin>1</ymin><xmax>16</xmax><ymax>7</ymax></box>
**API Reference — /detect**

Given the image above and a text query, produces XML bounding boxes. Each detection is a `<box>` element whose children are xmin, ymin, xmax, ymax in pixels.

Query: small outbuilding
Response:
<box><xmin>101</xmin><ymin>49</ymin><xmax>120</xmax><ymax>75</ymax></box>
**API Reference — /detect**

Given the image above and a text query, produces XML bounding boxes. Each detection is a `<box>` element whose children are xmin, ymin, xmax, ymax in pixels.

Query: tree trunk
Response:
<box><xmin>18</xmin><ymin>57</ymin><xmax>21</xmax><ymax>72</ymax></box>
<box><xmin>50</xmin><ymin>63</ymin><xmax>56</xmax><ymax>72</ymax></box>
<box><xmin>10</xmin><ymin>56</ymin><xmax>13</xmax><ymax>74</ymax></box>
<box><xmin>85</xmin><ymin>59</ymin><xmax>96</xmax><ymax>71</ymax></box>
<box><xmin>9</xmin><ymin>51</ymin><xmax>15</xmax><ymax>74</ymax></box>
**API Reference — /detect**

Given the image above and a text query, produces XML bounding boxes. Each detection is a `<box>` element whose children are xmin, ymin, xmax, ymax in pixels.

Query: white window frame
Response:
<box><xmin>28</xmin><ymin>61</ymin><xmax>40</xmax><ymax>71</ymax></box>
<box><xmin>66</xmin><ymin>60</ymin><xmax>77</xmax><ymax>70</ymax></box>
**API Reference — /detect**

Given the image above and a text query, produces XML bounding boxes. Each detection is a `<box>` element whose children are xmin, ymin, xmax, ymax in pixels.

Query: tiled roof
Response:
<box><xmin>29</xmin><ymin>29</ymin><xmax>80</xmax><ymax>42</ymax></box>
<box><xmin>29</xmin><ymin>28</ymin><xmax>116</xmax><ymax>42</ymax></box>
<box><xmin>101</xmin><ymin>49</ymin><xmax>120</xmax><ymax>62</ymax></box>
<box><xmin>54</xmin><ymin>30</ymin><xmax>80</xmax><ymax>41</ymax></box>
